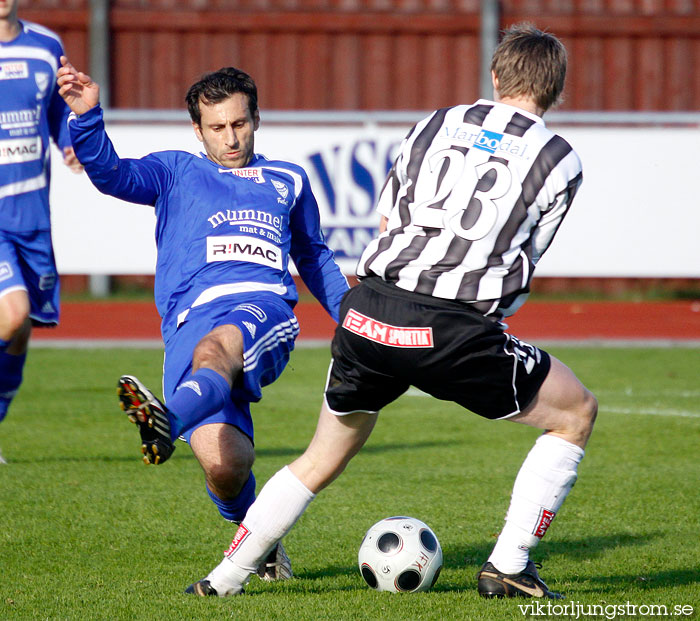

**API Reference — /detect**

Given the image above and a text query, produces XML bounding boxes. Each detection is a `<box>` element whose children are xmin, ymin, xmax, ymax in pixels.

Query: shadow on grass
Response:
<box><xmin>281</xmin><ymin>532</ymin><xmax>692</xmax><ymax>596</ymax></box>
<box><xmin>5</xmin><ymin>454</ymin><xmax>154</xmax><ymax>464</ymax></box>
<box><xmin>541</xmin><ymin>532</ymin><xmax>662</xmax><ymax>561</ymax></box>
<box><xmin>4</xmin><ymin>437</ymin><xmax>462</xmax><ymax>465</ymax></box>
<box><xmin>256</xmin><ymin>438</ymin><xmax>465</xmax><ymax>460</ymax></box>
<box><xmin>556</xmin><ymin>567</ymin><xmax>700</xmax><ymax>598</ymax></box>
<box><xmin>446</xmin><ymin>532</ymin><xmax>660</xmax><ymax>570</ymax></box>
<box><xmin>0</xmin><ymin>438</ymin><xmax>460</xmax><ymax>465</ymax></box>
<box><xmin>584</xmin><ymin>568</ymin><xmax>700</xmax><ymax>590</ymax></box>
<box><xmin>5</xmin><ymin>449</ymin><xmax>197</xmax><ymax>465</ymax></box>
<box><xmin>5</xmin><ymin>432</ymin><xmax>462</xmax><ymax>464</ymax></box>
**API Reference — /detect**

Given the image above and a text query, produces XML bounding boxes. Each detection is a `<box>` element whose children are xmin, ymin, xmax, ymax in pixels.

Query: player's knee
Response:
<box><xmin>583</xmin><ymin>389</ymin><xmax>598</xmax><ymax>424</ymax></box>
<box><xmin>0</xmin><ymin>308</ymin><xmax>30</xmax><ymax>342</ymax></box>
<box><xmin>204</xmin><ymin>443</ymin><xmax>255</xmax><ymax>499</ymax></box>
<box><xmin>297</xmin><ymin>448</ymin><xmax>353</xmax><ymax>494</ymax></box>
<box><xmin>206</xmin><ymin>460</ymin><xmax>253</xmax><ymax>499</ymax></box>
<box><xmin>193</xmin><ymin>335</ymin><xmax>224</xmax><ymax>365</ymax></box>
<box><xmin>193</xmin><ymin>333</ymin><xmax>243</xmax><ymax>380</ymax></box>
<box><xmin>574</xmin><ymin>388</ymin><xmax>598</xmax><ymax>435</ymax></box>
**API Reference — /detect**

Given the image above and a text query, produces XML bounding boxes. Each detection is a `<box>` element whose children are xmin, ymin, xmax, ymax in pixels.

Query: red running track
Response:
<box><xmin>32</xmin><ymin>299</ymin><xmax>700</xmax><ymax>343</ymax></box>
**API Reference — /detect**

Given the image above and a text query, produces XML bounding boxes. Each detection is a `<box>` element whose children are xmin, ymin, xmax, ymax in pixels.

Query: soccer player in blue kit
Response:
<box><xmin>0</xmin><ymin>0</ymin><xmax>82</xmax><ymax>463</ymax></box>
<box><xmin>57</xmin><ymin>58</ymin><xmax>348</xmax><ymax>581</ymax></box>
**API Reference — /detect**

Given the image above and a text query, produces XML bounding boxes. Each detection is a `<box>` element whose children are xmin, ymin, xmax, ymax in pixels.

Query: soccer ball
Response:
<box><xmin>358</xmin><ymin>516</ymin><xmax>443</xmax><ymax>592</ymax></box>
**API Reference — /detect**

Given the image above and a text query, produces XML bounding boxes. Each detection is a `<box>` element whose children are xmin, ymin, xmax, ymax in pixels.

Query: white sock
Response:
<box><xmin>488</xmin><ymin>434</ymin><xmax>584</xmax><ymax>574</ymax></box>
<box><xmin>205</xmin><ymin>466</ymin><xmax>316</xmax><ymax>595</ymax></box>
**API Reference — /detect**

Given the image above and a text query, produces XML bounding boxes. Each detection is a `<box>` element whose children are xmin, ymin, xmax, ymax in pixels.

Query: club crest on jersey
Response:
<box><xmin>271</xmin><ymin>179</ymin><xmax>289</xmax><ymax>199</ymax></box>
<box><xmin>226</xmin><ymin>167</ymin><xmax>265</xmax><ymax>183</ymax></box>
<box><xmin>342</xmin><ymin>309</ymin><xmax>433</xmax><ymax>348</ymax></box>
<box><xmin>474</xmin><ymin>129</ymin><xmax>505</xmax><ymax>154</ymax></box>
<box><xmin>0</xmin><ymin>61</ymin><xmax>28</xmax><ymax>80</ymax></box>
<box><xmin>35</xmin><ymin>72</ymin><xmax>50</xmax><ymax>97</ymax></box>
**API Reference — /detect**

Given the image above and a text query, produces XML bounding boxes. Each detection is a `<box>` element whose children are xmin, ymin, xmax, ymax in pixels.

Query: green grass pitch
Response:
<box><xmin>0</xmin><ymin>345</ymin><xmax>698</xmax><ymax>620</ymax></box>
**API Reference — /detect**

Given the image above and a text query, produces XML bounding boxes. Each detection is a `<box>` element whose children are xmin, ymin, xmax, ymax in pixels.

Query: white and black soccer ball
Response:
<box><xmin>358</xmin><ymin>516</ymin><xmax>443</xmax><ymax>592</ymax></box>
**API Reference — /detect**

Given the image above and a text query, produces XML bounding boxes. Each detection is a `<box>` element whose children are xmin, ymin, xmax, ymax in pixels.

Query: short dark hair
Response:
<box><xmin>186</xmin><ymin>67</ymin><xmax>258</xmax><ymax>126</ymax></box>
<box><xmin>491</xmin><ymin>23</ymin><xmax>568</xmax><ymax>112</ymax></box>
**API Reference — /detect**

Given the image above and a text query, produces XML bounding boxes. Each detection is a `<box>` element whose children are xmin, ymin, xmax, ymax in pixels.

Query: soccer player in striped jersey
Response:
<box><xmin>57</xmin><ymin>59</ymin><xmax>348</xmax><ymax>581</ymax></box>
<box><xmin>0</xmin><ymin>0</ymin><xmax>82</xmax><ymax>463</ymax></box>
<box><xmin>187</xmin><ymin>24</ymin><xmax>597</xmax><ymax>600</ymax></box>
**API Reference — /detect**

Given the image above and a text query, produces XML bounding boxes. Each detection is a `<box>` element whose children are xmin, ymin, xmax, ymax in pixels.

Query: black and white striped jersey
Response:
<box><xmin>357</xmin><ymin>100</ymin><xmax>583</xmax><ymax>317</ymax></box>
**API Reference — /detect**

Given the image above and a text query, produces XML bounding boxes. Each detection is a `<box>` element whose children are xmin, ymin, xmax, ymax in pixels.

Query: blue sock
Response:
<box><xmin>0</xmin><ymin>349</ymin><xmax>26</xmax><ymax>422</ymax></box>
<box><xmin>166</xmin><ymin>368</ymin><xmax>231</xmax><ymax>438</ymax></box>
<box><xmin>206</xmin><ymin>472</ymin><xmax>256</xmax><ymax>522</ymax></box>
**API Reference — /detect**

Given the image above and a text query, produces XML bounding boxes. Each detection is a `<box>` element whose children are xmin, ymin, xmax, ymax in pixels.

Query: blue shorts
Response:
<box><xmin>0</xmin><ymin>230</ymin><xmax>59</xmax><ymax>326</ymax></box>
<box><xmin>163</xmin><ymin>292</ymin><xmax>300</xmax><ymax>443</ymax></box>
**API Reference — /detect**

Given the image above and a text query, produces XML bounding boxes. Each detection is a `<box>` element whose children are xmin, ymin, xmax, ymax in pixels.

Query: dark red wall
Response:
<box><xmin>18</xmin><ymin>1</ymin><xmax>700</xmax><ymax>111</ymax></box>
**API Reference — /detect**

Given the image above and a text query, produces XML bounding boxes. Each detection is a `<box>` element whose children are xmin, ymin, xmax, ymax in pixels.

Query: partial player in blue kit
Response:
<box><xmin>0</xmin><ymin>0</ymin><xmax>82</xmax><ymax>462</ymax></box>
<box><xmin>57</xmin><ymin>58</ymin><xmax>348</xmax><ymax>580</ymax></box>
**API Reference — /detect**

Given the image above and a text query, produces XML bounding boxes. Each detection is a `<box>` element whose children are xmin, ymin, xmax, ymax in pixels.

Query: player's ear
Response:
<box><xmin>491</xmin><ymin>71</ymin><xmax>499</xmax><ymax>96</ymax></box>
<box><xmin>192</xmin><ymin>122</ymin><xmax>204</xmax><ymax>143</ymax></box>
<box><xmin>253</xmin><ymin>109</ymin><xmax>260</xmax><ymax>131</ymax></box>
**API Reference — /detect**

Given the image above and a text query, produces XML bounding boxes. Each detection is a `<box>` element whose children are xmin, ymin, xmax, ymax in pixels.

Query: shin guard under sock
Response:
<box><xmin>166</xmin><ymin>368</ymin><xmax>231</xmax><ymax>437</ymax></box>
<box><xmin>488</xmin><ymin>434</ymin><xmax>584</xmax><ymax>574</ymax></box>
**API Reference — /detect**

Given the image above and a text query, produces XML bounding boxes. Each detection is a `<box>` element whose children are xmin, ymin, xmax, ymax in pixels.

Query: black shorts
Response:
<box><xmin>325</xmin><ymin>278</ymin><xmax>551</xmax><ymax>420</ymax></box>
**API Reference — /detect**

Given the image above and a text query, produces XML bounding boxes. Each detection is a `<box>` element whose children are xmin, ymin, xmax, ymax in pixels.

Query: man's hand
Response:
<box><xmin>57</xmin><ymin>56</ymin><xmax>99</xmax><ymax>115</ymax></box>
<box><xmin>62</xmin><ymin>147</ymin><xmax>83</xmax><ymax>174</ymax></box>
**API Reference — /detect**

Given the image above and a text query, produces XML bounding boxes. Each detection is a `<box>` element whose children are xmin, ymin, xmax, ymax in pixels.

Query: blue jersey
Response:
<box><xmin>0</xmin><ymin>20</ymin><xmax>71</xmax><ymax>232</ymax></box>
<box><xmin>69</xmin><ymin>105</ymin><xmax>348</xmax><ymax>342</ymax></box>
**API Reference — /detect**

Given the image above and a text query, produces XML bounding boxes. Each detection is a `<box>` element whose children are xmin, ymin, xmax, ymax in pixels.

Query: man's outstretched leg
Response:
<box><xmin>186</xmin><ymin>403</ymin><xmax>377</xmax><ymax>596</ymax></box>
<box><xmin>187</xmin><ymin>465</ymin><xmax>314</xmax><ymax>596</ymax></box>
<box><xmin>190</xmin><ymin>419</ymin><xmax>292</xmax><ymax>582</ymax></box>
<box><xmin>117</xmin><ymin>363</ymin><xmax>236</xmax><ymax>464</ymax></box>
<box><xmin>477</xmin><ymin>356</ymin><xmax>598</xmax><ymax>599</ymax></box>
<box><xmin>116</xmin><ymin>322</ymin><xmax>243</xmax><ymax>465</ymax></box>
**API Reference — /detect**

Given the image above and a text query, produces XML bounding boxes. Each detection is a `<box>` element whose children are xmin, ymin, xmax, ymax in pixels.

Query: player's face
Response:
<box><xmin>193</xmin><ymin>93</ymin><xmax>259</xmax><ymax>169</ymax></box>
<box><xmin>0</xmin><ymin>0</ymin><xmax>19</xmax><ymax>21</ymax></box>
